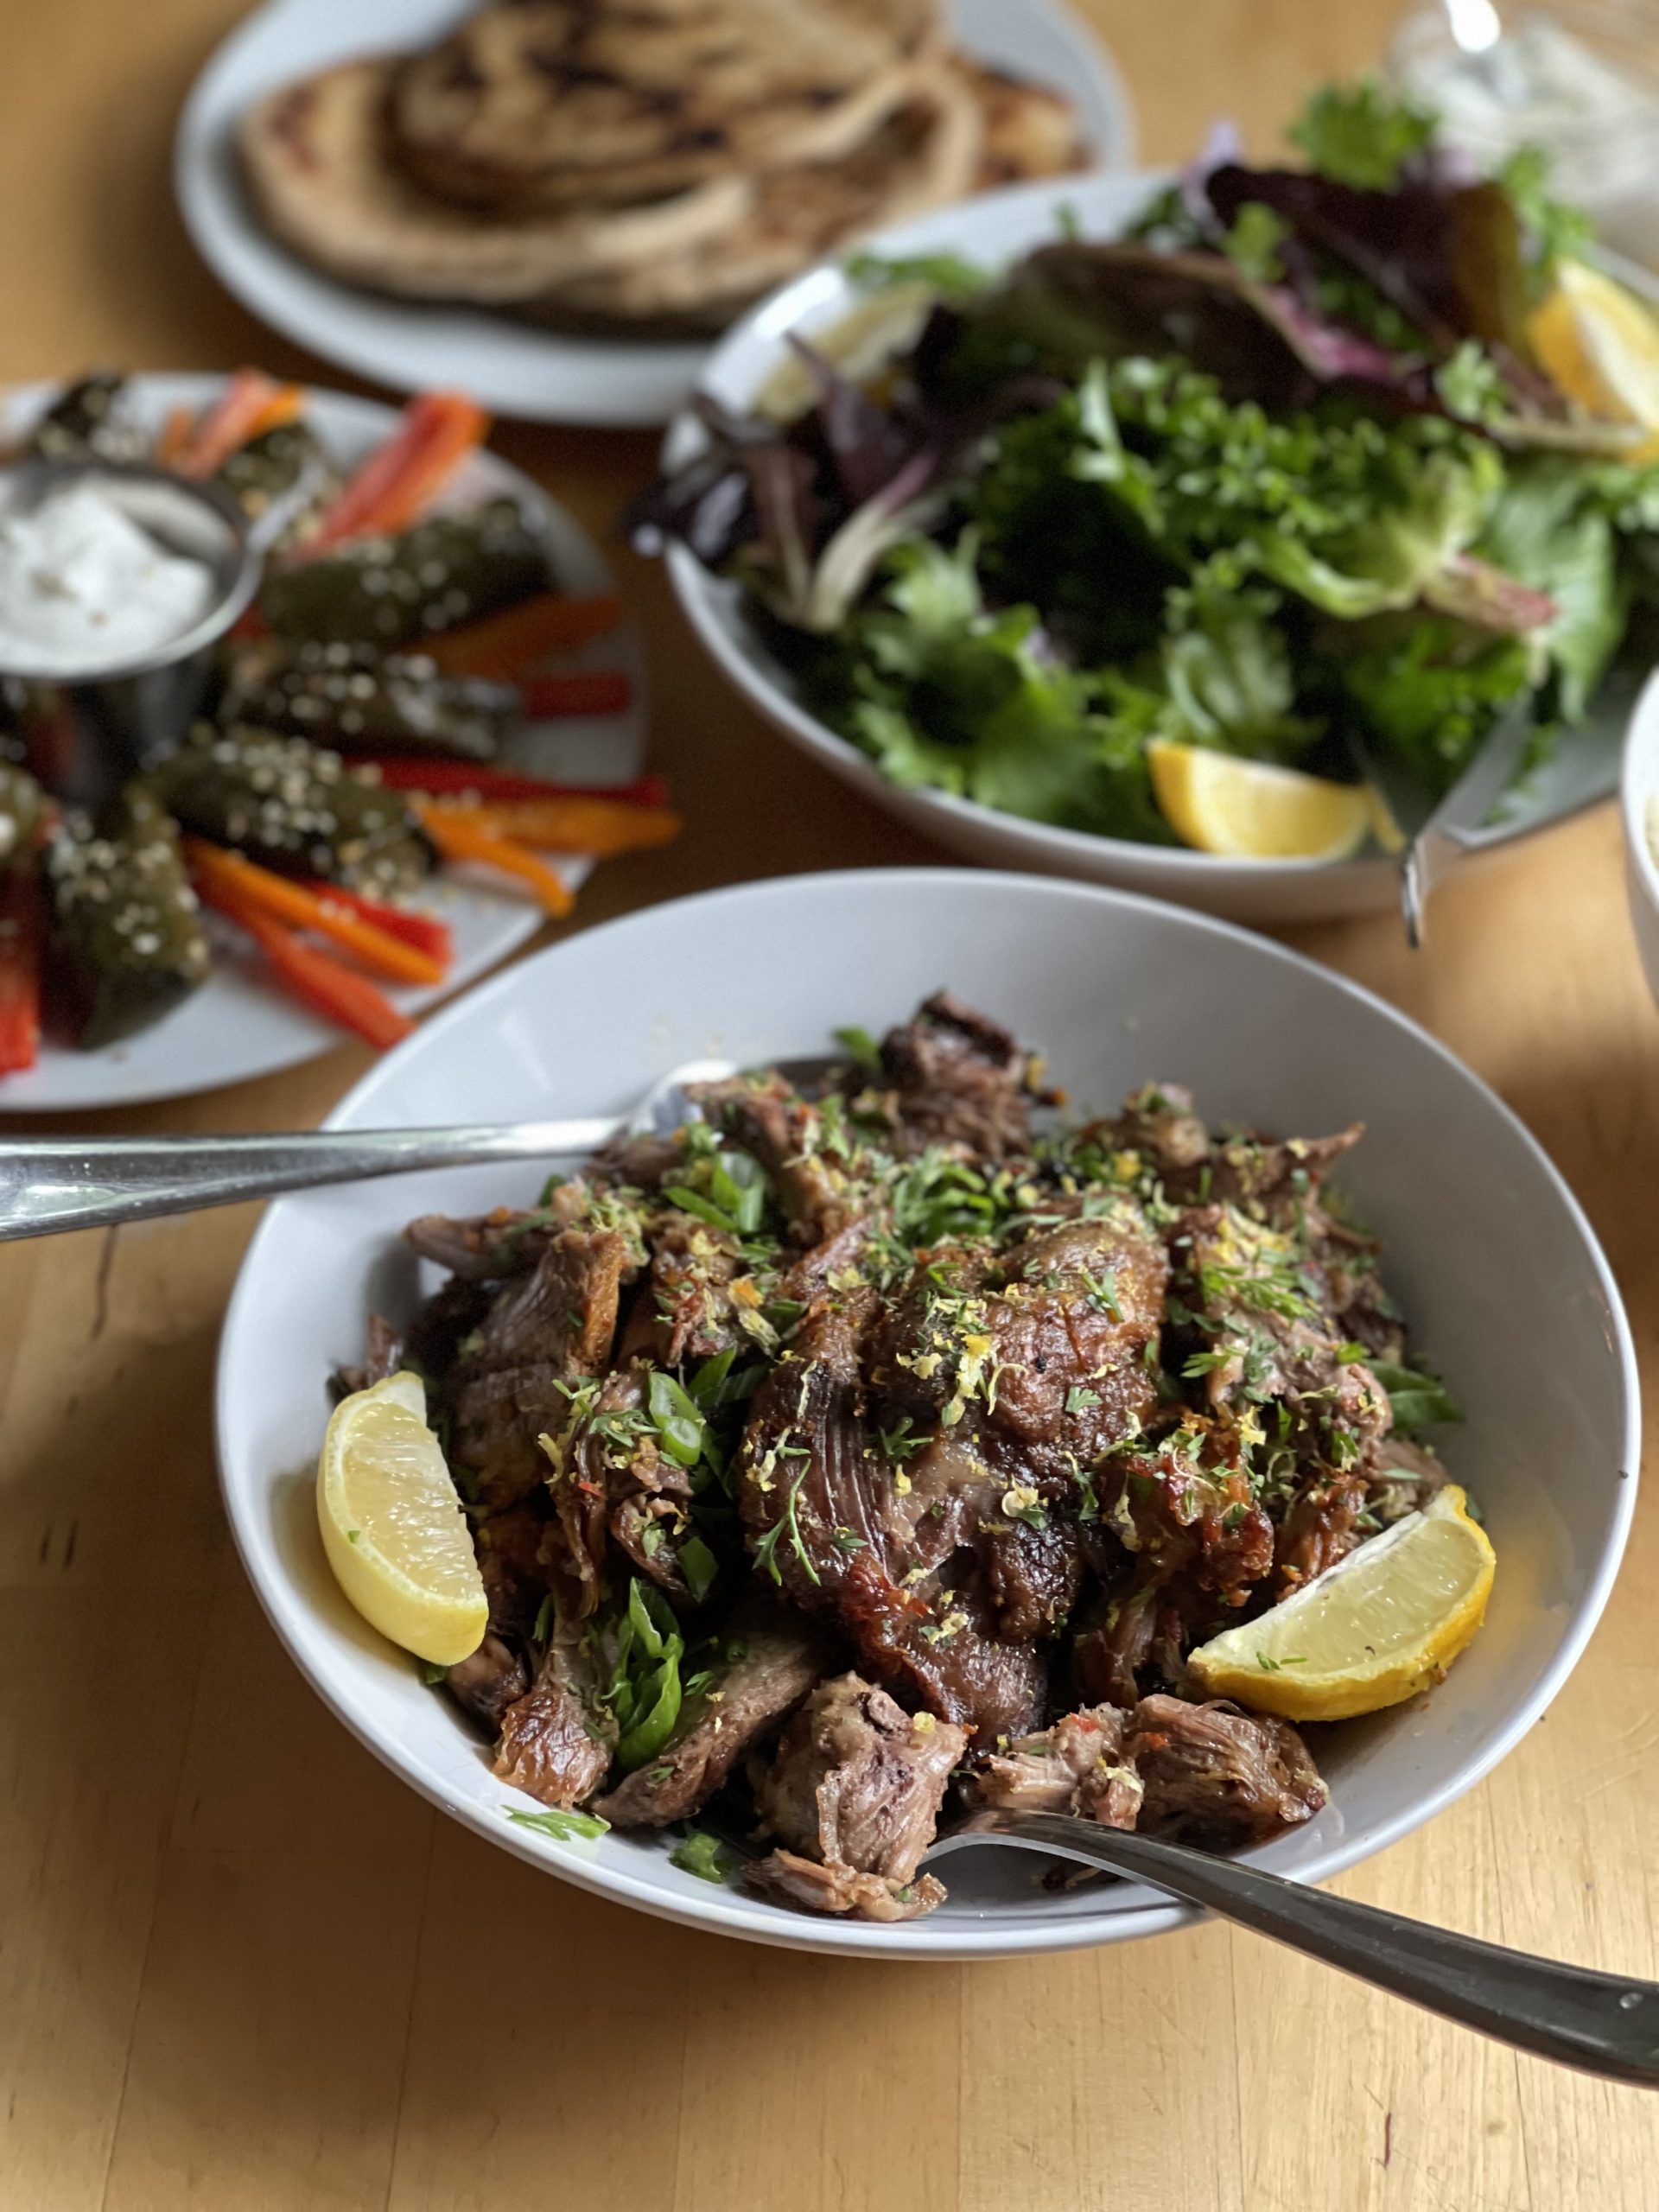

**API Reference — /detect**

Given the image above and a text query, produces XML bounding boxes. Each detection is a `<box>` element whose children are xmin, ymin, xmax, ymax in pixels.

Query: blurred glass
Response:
<box><xmin>1392</xmin><ymin>3</ymin><xmax>1659</xmax><ymax>268</ymax></box>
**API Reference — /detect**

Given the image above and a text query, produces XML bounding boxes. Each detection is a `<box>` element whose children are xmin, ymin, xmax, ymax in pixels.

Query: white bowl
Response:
<box><xmin>664</xmin><ymin>173</ymin><xmax>1634</xmax><ymax>924</ymax></box>
<box><xmin>1620</xmin><ymin>670</ymin><xmax>1659</xmax><ymax>1007</ymax></box>
<box><xmin>216</xmin><ymin>869</ymin><xmax>1639</xmax><ymax>1959</ymax></box>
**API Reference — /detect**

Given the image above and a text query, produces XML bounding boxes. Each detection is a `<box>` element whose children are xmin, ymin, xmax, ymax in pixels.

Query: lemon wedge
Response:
<box><xmin>1529</xmin><ymin>258</ymin><xmax>1659</xmax><ymax>460</ymax></box>
<box><xmin>317</xmin><ymin>1370</ymin><xmax>486</xmax><ymax>1666</ymax></box>
<box><xmin>1147</xmin><ymin>741</ymin><xmax>1372</xmax><ymax>861</ymax></box>
<box><xmin>1187</xmin><ymin>1485</ymin><xmax>1496</xmax><ymax>1722</ymax></box>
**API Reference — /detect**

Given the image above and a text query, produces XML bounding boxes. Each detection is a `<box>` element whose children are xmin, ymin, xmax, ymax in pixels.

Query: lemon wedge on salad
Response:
<box><xmin>1187</xmin><ymin>1485</ymin><xmax>1495</xmax><ymax>1723</ymax></box>
<box><xmin>317</xmin><ymin>1370</ymin><xmax>486</xmax><ymax>1666</ymax></box>
<box><xmin>1147</xmin><ymin>740</ymin><xmax>1372</xmax><ymax>861</ymax></box>
<box><xmin>1529</xmin><ymin>258</ymin><xmax>1659</xmax><ymax>460</ymax></box>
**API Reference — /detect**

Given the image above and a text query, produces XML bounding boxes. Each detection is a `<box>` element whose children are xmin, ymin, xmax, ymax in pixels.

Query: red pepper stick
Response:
<box><xmin>362</xmin><ymin>758</ymin><xmax>670</xmax><ymax>807</ymax></box>
<box><xmin>518</xmin><ymin>671</ymin><xmax>632</xmax><ymax>720</ymax></box>
<box><xmin>0</xmin><ymin>869</ymin><xmax>44</xmax><ymax>1076</ymax></box>
<box><xmin>296</xmin><ymin>879</ymin><xmax>454</xmax><ymax>966</ymax></box>
<box><xmin>203</xmin><ymin>887</ymin><xmax>414</xmax><ymax>1050</ymax></box>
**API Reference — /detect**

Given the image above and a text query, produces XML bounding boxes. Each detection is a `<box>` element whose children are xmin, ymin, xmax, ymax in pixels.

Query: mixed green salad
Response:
<box><xmin>634</xmin><ymin>80</ymin><xmax>1659</xmax><ymax>852</ymax></box>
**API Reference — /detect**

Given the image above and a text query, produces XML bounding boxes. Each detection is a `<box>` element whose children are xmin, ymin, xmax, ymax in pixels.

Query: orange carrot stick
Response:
<box><xmin>154</xmin><ymin>404</ymin><xmax>197</xmax><ymax>468</ymax></box>
<box><xmin>410</xmin><ymin>800</ymin><xmax>573</xmax><ymax>918</ymax></box>
<box><xmin>176</xmin><ymin>371</ymin><xmax>303</xmax><ymax>477</ymax></box>
<box><xmin>301</xmin><ymin>391</ymin><xmax>489</xmax><ymax>553</ymax></box>
<box><xmin>185</xmin><ymin>838</ymin><xmax>446</xmax><ymax>987</ymax></box>
<box><xmin>454</xmin><ymin>797</ymin><xmax>682</xmax><ymax>858</ymax></box>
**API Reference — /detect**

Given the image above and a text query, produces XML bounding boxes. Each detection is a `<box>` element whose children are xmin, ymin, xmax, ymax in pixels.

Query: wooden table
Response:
<box><xmin>4</xmin><ymin>2</ymin><xmax>1658</xmax><ymax>2204</ymax></box>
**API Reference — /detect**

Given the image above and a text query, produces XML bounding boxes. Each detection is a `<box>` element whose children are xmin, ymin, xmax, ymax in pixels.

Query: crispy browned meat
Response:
<box><xmin>616</xmin><ymin>1209</ymin><xmax>747</xmax><ymax>1368</ymax></box>
<box><xmin>697</xmin><ymin>1074</ymin><xmax>861</xmax><ymax>1241</ymax></box>
<box><xmin>1127</xmin><ymin>1695</ymin><xmax>1325</xmax><ymax>1846</ymax></box>
<box><xmin>594</xmin><ymin>1603</ymin><xmax>828</xmax><ymax>1827</ymax></box>
<box><xmin>874</xmin><ymin>991</ymin><xmax>1038</xmax><ymax>1160</ymax></box>
<box><xmin>743</xmin><ymin>1850</ymin><xmax>946</xmax><ymax>1921</ymax></box>
<box><xmin>543</xmin><ymin>1365</ymin><xmax>701</xmax><ymax>1614</ymax></box>
<box><xmin>448</xmin><ymin>1633</ymin><xmax>531</xmax><ymax>1730</ymax></box>
<box><xmin>963</xmin><ymin>1703</ymin><xmax>1143</xmax><ymax>1827</ymax></box>
<box><xmin>750</xmin><ymin>1673</ymin><xmax>967</xmax><ymax>1883</ymax></box>
<box><xmin>448</xmin><ymin>1226</ymin><xmax>631</xmax><ymax>1509</ymax></box>
<box><xmin>494</xmin><ymin>1633</ymin><xmax>616</xmax><ymax>1808</ymax></box>
<box><xmin>404</xmin><ymin>1181</ymin><xmax>592</xmax><ymax>1280</ymax></box>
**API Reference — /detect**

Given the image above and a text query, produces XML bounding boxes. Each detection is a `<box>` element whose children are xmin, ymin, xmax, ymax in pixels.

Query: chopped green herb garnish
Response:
<box><xmin>670</xmin><ymin>1828</ymin><xmax>736</xmax><ymax>1885</ymax></box>
<box><xmin>506</xmin><ymin>1806</ymin><xmax>609</xmax><ymax>1841</ymax></box>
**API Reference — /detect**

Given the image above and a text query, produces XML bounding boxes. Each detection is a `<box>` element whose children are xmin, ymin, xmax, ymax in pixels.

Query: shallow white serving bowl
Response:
<box><xmin>217</xmin><ymin>869</ymin><xmax>1638</xmax><ymax>1959</ymax></box>
<box><xmin>1620</xmin><ymin>671</ymin><xmax>1659</xmax><ymax>1007</ymax></box>
<box><xmin>664</xmin><ymin>172</ymin><xmax>1635</xmax><ymax>924</ymax></box>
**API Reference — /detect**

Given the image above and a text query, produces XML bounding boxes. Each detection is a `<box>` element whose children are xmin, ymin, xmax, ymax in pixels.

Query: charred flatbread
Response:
<box><xmin>388</xmin><ymin>0</ymin><xmax>943</xmax><ymax>214</ymax></box>
<box><xmin>238</xmin><ymin>59</ymin><xmax>753</xmax><ymax>304</ymax></box>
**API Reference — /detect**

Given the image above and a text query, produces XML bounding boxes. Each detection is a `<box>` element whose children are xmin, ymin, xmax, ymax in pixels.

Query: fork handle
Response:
<box><xmin>944</xmin><ymin>1815</ymin><xmax>1659</xmax><ymax>2087</ymax></box>
<box><xmin>0</xmin><ymin>1119</ymin><xmax>619</xmax><ymax>1242</ymax></box>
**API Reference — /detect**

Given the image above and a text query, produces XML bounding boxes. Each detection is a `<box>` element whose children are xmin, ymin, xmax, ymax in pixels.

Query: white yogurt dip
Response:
<box><xmin>0</xmin><ymin>480</ymin><xmax>217</xmax><ymax>676</ymax></box>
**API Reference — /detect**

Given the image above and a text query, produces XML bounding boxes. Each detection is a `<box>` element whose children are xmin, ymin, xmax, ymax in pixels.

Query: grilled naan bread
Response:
<box><xmin>525</xmin><ymin>71</ymin><xmax>982</xmax><ymax>333</ymax></box>
<box><xmin>387</xmin><ymin>0</ymin><xmax>944</xmax><ymax>213</ymax></box>
<box><xmin>238</xmin><ymin>59</ymin><xmax>753</xmax><ymax>304</ymax></box>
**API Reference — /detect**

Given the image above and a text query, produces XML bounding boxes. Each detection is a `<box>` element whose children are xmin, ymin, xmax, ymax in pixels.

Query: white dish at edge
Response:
<box><xmin>174</xmin><ymin>0</ymin><xmax>1135</xmax><ymax>429</ymax></box>
<box><xmin>216</xmin><ymin>868</ymin><xmax>1638</xmax><ymax>1960</ymax></box>
<box><xmin>664</xmin><ymin>170</ymin><xmax>1637</xmax><ymax>925</ymax></box>
<box><xmin>0</xmin><ymin>373</ymin><xmax>646</xmax><ymax>1112</ymax></box>
<box><xmin>1618</xmin><ymin>667</ymin><xmax>1659</xmax><ymax>1007</ymax></box>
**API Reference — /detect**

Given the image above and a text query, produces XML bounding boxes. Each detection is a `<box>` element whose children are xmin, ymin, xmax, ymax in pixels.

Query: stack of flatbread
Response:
<box><xmin>238</xmin><ymin>0</ymin><xmax>1091</xmax><ymax>335</ymax></box>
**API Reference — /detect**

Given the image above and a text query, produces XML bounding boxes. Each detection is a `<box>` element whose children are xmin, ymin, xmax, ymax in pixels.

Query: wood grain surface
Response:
<box><xmin>3</xmin><ymin>2</ymin><xmax>1657</xmax><ymax>2206</ymax></box>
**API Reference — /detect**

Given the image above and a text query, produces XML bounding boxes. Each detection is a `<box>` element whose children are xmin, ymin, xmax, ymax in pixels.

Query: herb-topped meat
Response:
<box><xmin>362</xmin><ymin>996</ymin><xmax>1463</xmax><ymax>1920</ymax></box>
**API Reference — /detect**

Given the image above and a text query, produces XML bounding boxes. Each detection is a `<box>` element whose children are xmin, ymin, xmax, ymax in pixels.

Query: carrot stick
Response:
<box><xmin>301</xmin><ymin>391</ymin><xmax>489</xmax><ymax>553</ymax></box>
<box><xmin>154</xmin><ymin>404</ymin><xmax>196</xmax><ymax>468</ymax></box>
<box><xmin>176</xmin><ymin>371</ymin><xmax>303</xmax><ymax>477</ymax></box>
<box><xmin>518</xmin><ymin>671</ymin><xmax>632</xmax><ymax>720</ymax></box>
<box><xmin>186</xmin><ymin>838</ymin><xmax>446</xmax><ymax>987</ymax></box>
<box><xmin>423</xmin><ymin>592</ymin><xmax>622</xmax><ymax>680</ymax></box>
<box><xmin>296</xmin><ymin>878</ymin><xmax>453</xmax><ymax>965</ymax></box>
<box><xmin>362</xmin><ymin>758</ymin><xmax>670</xmax><ymax>807</ymax></box>
<box><xmin>0</xmin><ymin>869</ymin><xmax>43</xmax><ymax>1076</ymax></box>
<box><xmin>410</xmin><ymin>800</ymin><xmax>573</xmax><ymax>918</ymax></box>
<box><xmin>222</xmin><ymin>902</ymin><xmax>414</xmax><ymax>1050</ymax></box>
<box><xmin>454</xmin><ymin>797</ymin><xmax>681</xmax><ymax>858</ymax></box>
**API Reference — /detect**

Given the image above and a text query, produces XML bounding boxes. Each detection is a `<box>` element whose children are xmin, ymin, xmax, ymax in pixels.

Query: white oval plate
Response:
<box><xmin>664</xmin><ymin>170</ymin><xmax>1638</xmax><ymax>925</ymax></box>
<box><xmin>0</xmin><ymin>372</ymin><xmax>646</xmax><ymax>1112</ymax></box>
<box><xmin>217</xmin><ymin>868</ymin><xmax>1637</xmax><ymax>1959</ymax></box>
<box><xmin>174</xmin><ymin>0</ymin><xmax>1135</xmax><ymax>428</ymax></box>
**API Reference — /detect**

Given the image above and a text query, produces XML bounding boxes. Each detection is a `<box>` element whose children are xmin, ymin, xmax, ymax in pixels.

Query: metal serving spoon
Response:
<box><xmin>0</xmin><ymin>1053</ymin><xmax>846</xmax><ymax>1243</ymax></box>
<box><xmin>928</xmin><ymin>1812</ymin><xmax>1659</xmax><ymax>2087</ymax></box>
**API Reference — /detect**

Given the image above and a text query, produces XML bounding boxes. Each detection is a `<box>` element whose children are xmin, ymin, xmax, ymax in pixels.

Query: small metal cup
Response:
<box><xmin>0</xmin><ymin>460</ymin><xmax>263</xmax><ymax>811</ymax></box>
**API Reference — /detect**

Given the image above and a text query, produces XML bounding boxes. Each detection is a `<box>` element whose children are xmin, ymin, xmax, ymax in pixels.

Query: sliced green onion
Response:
<box><xmin>648</xmin><ymin>1368</ymin><xmax>705</xmax><ymax>1466</ymax></box>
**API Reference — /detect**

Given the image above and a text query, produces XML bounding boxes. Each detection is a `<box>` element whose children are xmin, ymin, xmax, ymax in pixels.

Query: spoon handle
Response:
<box><xmin>0</xmin><ymin>1120</ymin><xmax>618</xmax><ymax>1241</ymax></box>
<box><xmin>938</xmin><ymin>1815</ymin><xmax>1659</xmax><ymax>2087</ymax></box>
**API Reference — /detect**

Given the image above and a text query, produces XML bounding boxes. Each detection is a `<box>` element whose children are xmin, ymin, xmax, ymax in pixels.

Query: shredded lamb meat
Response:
<box><xmin>343</xmin><ymin>997</ymin><xmax>1460</xmax><ymax>1924</ymax></box>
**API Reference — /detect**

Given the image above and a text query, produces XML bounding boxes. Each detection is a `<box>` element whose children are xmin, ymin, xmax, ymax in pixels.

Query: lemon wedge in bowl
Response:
<box><xmin>1187</xmin><ymin>1485</ymin><xmax>1496</xmax><ymax>1723</ymax></box>
<box><xmin>317</xmin><ymin>1370</ymin><xmax>486</xmax><ymax>1666</ymax></box>
<box><xmin>1147</xmin><ymin>741</ymin><xmax>1372</xmax><ymax>861</ymax></box>
<box><xmin>1529</xmin><ymin>258</ymin><xmax>1659</xmax><ymax>460</ymax></box>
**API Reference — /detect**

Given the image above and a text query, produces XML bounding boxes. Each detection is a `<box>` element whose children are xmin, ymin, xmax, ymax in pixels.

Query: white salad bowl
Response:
<box><xmin>1620</xmin><ymin>670</ymin><xmax>1659</xmax><ymax>1010</ymax></box>
<box><xmin>216</xmin><ymin>869</ymin><xmax>1638</xmax><ymax>1958</ymax></box>
<box><xmin>663</xmin><ymin>173</ymin><xmax>1636</xmax><ymax>925</ymax></box>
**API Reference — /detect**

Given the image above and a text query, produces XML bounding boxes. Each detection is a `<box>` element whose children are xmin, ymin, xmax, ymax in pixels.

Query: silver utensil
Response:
<box><xmin>0</xmin><ymin>1052</ymin><xmax>813</xmax><ymax>1243</ymax></box>
<box><xmin>929</xmin><ymin>1811</ymin><xmax>1659</xmax><ymax>2087</ymax></box>
<box><xmin>1351</xmin><ymin>702</ymin><xmax>1536</xmax><ymax>948</ymax></box>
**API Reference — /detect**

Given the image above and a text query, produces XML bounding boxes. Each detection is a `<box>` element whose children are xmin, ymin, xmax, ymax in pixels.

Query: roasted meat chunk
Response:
<box><xmin>594</xmin><ymin>1604</ymin><xmax>828</xmax><ymax>1827</ymax></box>
<box><xmin>963</xmin><ymin>1703</ymin><xmax>1143</xmax><ymax>1827</ymax></box>
<box><xmin>494</xmin><ymin>1632</ymin><xmax>617</xmax><ymax>1809</ymax></box>
<box><xmin>750</xmin><ymin>1673</ymin><xmax>968</xmax><ymax>1884</ymax></box>
<box><xmin>1126</xmin><ymin>1695</ymin><xmax>1325</xmax><ymax>1846</ymax></box>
